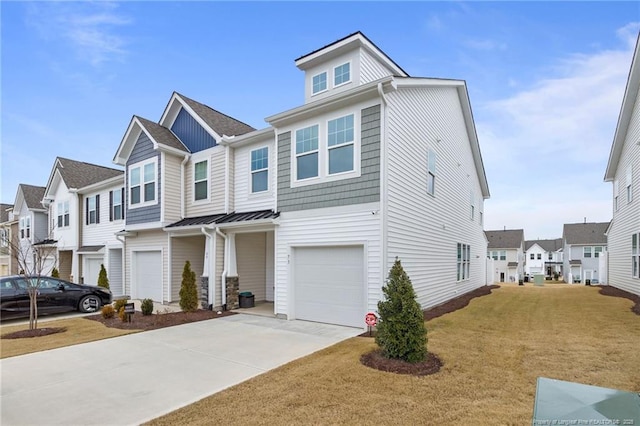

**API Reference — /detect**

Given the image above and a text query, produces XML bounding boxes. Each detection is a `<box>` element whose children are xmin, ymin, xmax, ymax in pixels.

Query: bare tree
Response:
<box><xmin>8</xmin><ymin>232</ymin><xmax>58</xmax><ymax>330</ymax></box>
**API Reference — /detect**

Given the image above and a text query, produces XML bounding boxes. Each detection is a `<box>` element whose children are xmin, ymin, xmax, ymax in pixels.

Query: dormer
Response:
<box><xmin>295</xmin><ymin>31</ymin><xmax>408</xmax><ymax>104</ymax></box>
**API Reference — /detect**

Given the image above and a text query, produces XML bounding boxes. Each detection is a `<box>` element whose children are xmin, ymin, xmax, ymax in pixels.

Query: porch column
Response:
<box><xmin>225</xmin><ymin>233</ymin><xmax>239</xmax><ymax>309</ymax></box>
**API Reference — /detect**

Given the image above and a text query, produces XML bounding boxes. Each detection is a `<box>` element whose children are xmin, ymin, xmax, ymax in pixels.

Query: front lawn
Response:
<box><xmin>147</xmin><ymin>285</ymin><xmax>640</xmax><ymax>425</ymax></box>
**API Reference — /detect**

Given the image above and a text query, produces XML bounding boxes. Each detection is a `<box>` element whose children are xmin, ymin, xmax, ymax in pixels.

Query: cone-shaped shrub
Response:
<box><xmin>51</xmin><ymin>267</ymin><xmax>60</xmax><ymax>278</ymax></box>
<box><xmin>97</xmin><ymin>264</ymin><xmax>109</xmax><ymax>289</ymax></box>
<box><xmin>179</xmin><ymin>260</ymin><xmax>198</xmax><ymax>312</ymax></box>
<box><xmin>375</xmin><ymin>258</ymin><xmax>427</xmax><ymax>363</ymax></box>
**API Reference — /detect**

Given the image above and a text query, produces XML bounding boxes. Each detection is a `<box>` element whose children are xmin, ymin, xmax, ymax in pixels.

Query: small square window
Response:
<box><xmin>334</xmin><ymin>63</ymin><xmax>350</xmax><ymax>86</ymax></box>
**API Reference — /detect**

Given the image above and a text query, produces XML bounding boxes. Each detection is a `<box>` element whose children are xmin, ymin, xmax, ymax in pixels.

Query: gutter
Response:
<box><xmin>377</xmin><ymin>82</ymin><xmax>389</xmax><ymax>298</ymax></box>
<box><xmin>180</xmin><ymin>154</ymin><xmax>190</xmax><ymax>218</ymax></box>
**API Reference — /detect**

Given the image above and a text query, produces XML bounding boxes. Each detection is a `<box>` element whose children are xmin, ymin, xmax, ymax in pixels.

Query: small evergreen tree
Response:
<box><xmin>97</xmin><ymin>264</ymin><xmax>109</xmax><ymax>289</ymax></box>
<box><xmin>51</xmin><ymin>267</ymin><xmax>60</xmax><ymax>278</ymax></box>
<box><xmin>375</xmin><ymin>258</ymin><xmax>427</xmax><ymax>363</ymax></box>
<box><xmin>179</xmin><ymin>260</ymin><xmax>198</xmax><ymax>312</ymax></box>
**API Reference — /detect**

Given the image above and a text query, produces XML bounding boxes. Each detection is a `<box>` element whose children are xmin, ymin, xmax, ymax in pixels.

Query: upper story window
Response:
<box><xmin>632</xmin><ymin>233</ymin><xmax>639</xmax><ymax>278</ymax></box>
<box><xmin>427</xmin><ymin>149</ymin><xmax>436</xmax><ymax>196</ymax></box>
<box><xmin>129</xmin><ymin>159</ymin><xmax>157</xmax><ymax>208</ymax></box>
<box><xmin>614</xmin><ymin>180</ymin><xmax>619</xmax><ymax>211</ymax></box>
<box><xmin>110</xmin><ymin>188</ymin><xmax>124</xmax><ymax>221</ymax></box>
<box><xmin>537</xmin><ymin>253</ymin><xmax>542</xmax><ymax>260</ymax></box>
<box><xmin>251</xmin><ymin>147</ymin><xmax>269</xmax><ymax>193</ymax></box>
<box><xmin>583</xmin><ymin>246</ymin><xmax>592</xmax><ymax>258</ymax></box>
<box><xmin>548</xmin><ymin>252</ymin><xmax>553</xmax><ymax>260</ymax></box>
<box><xmin>470</xmin><ymin>191</ymin><xmax>475</xmax><ymax>220</ymax></box>
<box><xmin>334</xmin><ymin>63</ymin><xmax>351</xmax><ymax>86</ymax></box>
<box><xmin>499</xmin><ymin>250</ymin><xmax>506</xmax><ymax>261</ymax></box>
<box><xmin>530</xmin><ymin>253</ymin><xmax>535</xmax><ymax>260</ymax></box>
<box><xmin>86</xmin><ymin>195</ymin><xmax>100</xmax><ymax>225</ymax></box>
<box><xmin>0</xmin><ymin>228</ymin><xmax>9</xmax><ymax>247</ymax></box>
<box><xmin>312</xmin><ymin>72</ymin><xmax>327</xmax><ymax>95</ymax></box>
<box><xmin>327</xmin><ymin>115</ymin><xmax>354</xmax><ymax>175</ymax></box>
<box><xmin>594</xmin><ymin>246</ymin><xmax>603</xmax><ymax>258</ymax></box>
<box><xmin>626</xmin><ymin>165</ymin><xmax>633</xmax><ymax>203</ymax></box>
<box><xmin>19</xmin><ymin>216</ymin><xmax>30</xmax><ymax>239</ymax></box>
<box><xmin>295</xmin><ymin>125</ymin><xmax>319</xmax><ymax>180</ymax></box>
<box><xmin>57</xmin><ymin>201</ymin><xmax>70</xmax><ymax>228</ymax></box>
<box><xmin>194</xmin><ymin>160</ymin><xmax>208</xmax><ymax>201</ymax></box>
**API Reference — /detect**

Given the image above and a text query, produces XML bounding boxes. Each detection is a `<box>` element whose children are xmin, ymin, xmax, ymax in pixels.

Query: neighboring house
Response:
<box><xmin>11</xmin><ymin>184</ymin><xmax>55</xmax><ymax>275</ymax></box>
<box><xmin>113</xmin><ymin>32</ymin><xmax>490</xmax><ymax>329</ymax></box>
<box><xmin>41</xmin><ymin>157</ymin><xmax>123</xmax><ymax>285</ymax></box>
<box><xmin>604</xmin><ymin>33</ymin><xmax>640</xmax><ymax>296</ymax></box>
<box><xmin>562</xmin><ymin>222</ymin><xmax>609</xmax><ymax>284</ymax></box>
<box><xmin>485</xmin><ymin>229</ymin><xmax>524</xmax><ymax>282</ymax></box>
<box><xmin>524</xmin><ymin>238</ymin><xmax>563</xmax><ymax>277</ymax></box>
<box><xmin>0</xmin><ymin>203</ymin><xmax>15</xmax><ymax>276</ymax></box>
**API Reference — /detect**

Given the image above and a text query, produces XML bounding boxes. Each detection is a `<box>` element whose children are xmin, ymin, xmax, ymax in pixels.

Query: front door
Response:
<box><xmin>500</xmin><ymin>272</ymin><xmax>505</xmax><ymax>282</ymax></box>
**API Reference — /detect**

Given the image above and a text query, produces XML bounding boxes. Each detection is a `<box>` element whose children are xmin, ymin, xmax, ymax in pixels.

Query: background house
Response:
<box><xmin>604</xmin><ymin>33</ymin><xmax>640</xmax><ymax>296</ymax></box>
<box><xmin>0</xmin><ymin>203</ymin><xmax>15</xmax><ymax>276</ymax></box>
<box><xmin>485</xmin><ymin>229</ymin><xmax>524</xmax><ymax>282</ymax></box>
<box><xmin>562</xmin><ymin>222</ymin><xmax>609</xmax><ymax>284</ymax></box>
<box><xmin>524</xmin><ymin>238</ymin><xmax>563</xmax><ymax>277</ymax></box>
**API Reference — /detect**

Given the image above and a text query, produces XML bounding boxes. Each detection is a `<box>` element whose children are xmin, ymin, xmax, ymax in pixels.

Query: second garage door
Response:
<box><xmin>293</xmin><ymin>245</ymin><xmax>364</xmax><ymax>328</ymax></box>
<box><xmin>134</xmin><ymin>251</ymin><xmax>162</xmax><ymax>302</ymax></box>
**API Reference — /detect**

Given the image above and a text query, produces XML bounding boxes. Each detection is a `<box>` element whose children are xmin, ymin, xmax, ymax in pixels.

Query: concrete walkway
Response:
<box><xmin>1</xmin><ymin>314</ymin><xmax>362</xmax><ymax>426</ymax></box>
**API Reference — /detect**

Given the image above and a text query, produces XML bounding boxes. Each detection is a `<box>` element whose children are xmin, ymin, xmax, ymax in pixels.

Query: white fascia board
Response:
<box><xmin>113</xmin><ymin>117</ymin><xmax>141</xmax><ymax>166</ymax></box>
<box><xmin>266</xmin><ymin>77</ymin><xmax>394</xmax><ymax>127</ymax></box>
<box><xmin>43</xmin><ymin>158</ymin><xmax>65</xmax><ymax>199</ymax></box>
<box><xmin>122</xmin><ymin>222</ymin><xmax>164</xmax><ymax>231</ymax></box>
<box><xmin>76</xmin><ymin>174</ymin><xmax>125</xmax><ymax>195</ymax></box>
<box><xmin>43</xmin><ymin>170</ymin><xmax>63</xmax><ymax>202</ymax></box>
<box><xmin>605</xmin><ymin>35</ymin><xmax>640</xmax><ymax>182</ymax></box>
<box><xmin>220</xmin><ymin>127</ymin><xmax>275</xmax><ymax>148</ymax></box>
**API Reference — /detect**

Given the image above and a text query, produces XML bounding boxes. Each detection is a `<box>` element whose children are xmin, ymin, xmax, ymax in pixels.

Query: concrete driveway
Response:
<box><xmin>1</xmin><ymin>314</ymin><xmax>362</xmax><ymax>426</ymax></box>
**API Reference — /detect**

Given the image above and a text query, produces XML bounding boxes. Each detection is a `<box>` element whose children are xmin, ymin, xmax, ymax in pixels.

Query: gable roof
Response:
<box><xmin>295</xmin><ymin>31</ymin><xmax>409</xmax><ymax>77</ymax></box>
<box><xmin>605</xmin><ymin>32</ymin><xmax>640</xmax><ymax>181</ymax></box>
<box><xmin>175</xmin><ymin>93</ymin><xmax>255</xmax><ymax>138</ymax></box>
<box><xmin>135</xmin><ymin>116</ymin><xmax>189</xmax><ymax>152</ymax></box>
<box><xmin>485</xmin><ymin>229</ymin><xmax>524</xmax><ymax>249</ymax></box>
<box><xmin>17</xmin><ymin>184</ymin><xmax>46</xmax><ymax>211</ymax></box>
<box><xmin>525</xmin><ymin>238</ymin><xmax>563</xmax><ymax>252</ymax></box>
<box><xmin>562</xmin><ymin>222</ymin><xmax>610</xmax><ymax>245</ymax></box>
<box><xmin>53</xmin><ymin>157</ymin><xmax>123</xmax><ymax>190</ymax></box>
<box><xmin>0</xmin><ymin>204</ymin><xmax>13</xmax><ymax>223</ymax></box>
<box><xmin>113</xmin><ymin>115</ymin><xmax>188</xmax><ymax>165</ymax></box>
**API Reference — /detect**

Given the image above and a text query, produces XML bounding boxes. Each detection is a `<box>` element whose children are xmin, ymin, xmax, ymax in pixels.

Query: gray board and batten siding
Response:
<box><xmin>277</xmin><ymin>104</ymin><xmax>381</xmax><ymax>212</ymax></box>
<box><xmin>125</xmin><ymin>132</ymin><xmax>161</xmax><ymax>224</ymax></box>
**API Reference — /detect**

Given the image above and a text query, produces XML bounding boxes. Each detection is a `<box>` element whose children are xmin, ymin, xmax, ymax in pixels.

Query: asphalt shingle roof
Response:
<box><xmin>525</xmin><ymin>238</ymin><xmax>563</xmax><ymax>252</ymax></box>
<box><xmin>56</xmin><ymin>157</ymin><xmax>123</xmax><ymax>190</ymax></box>
<box><xmin>135</xmin><ymin>116</ymin><xmax>189</xmax><ymax>152</ymax></box>
<box><xmin>562</xmin><ymin>222</ymin><xmax>609</xmax><ymax>245</ymax></box>
<box><xmin>19</xmin><ymin>184</ymin><xmax>46</xmax><ymax>210</ymax></box>
<box><xmin>177</xmin><ymin>93</ymin><xmax>255</xmax><ymax>138</ymax></box>
<box><xmin>485</xmin><ymin>229</ymin><xmax>524</xmax><ymax>249</ymax></box>
<box><xmin>0</xmin><ymin>204</ymin><xmax>13</xmax><ymax>223</ymax></box>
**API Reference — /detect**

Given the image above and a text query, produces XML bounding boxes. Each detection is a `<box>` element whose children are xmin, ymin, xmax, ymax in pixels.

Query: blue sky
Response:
<box><xmin>1</xmin><ymin>1</ymin><xmax>638</xmax><ymax>239</ymax></box>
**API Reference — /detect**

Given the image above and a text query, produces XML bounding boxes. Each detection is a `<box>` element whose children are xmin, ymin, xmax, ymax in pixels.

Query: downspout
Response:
<box><xmin>377</xmin><ymin>81</ymin><xmax>389</xmax><ymax>299</ymax></box>
<box><xmin>215</xmin><ymin>227</ymin><xmax>228</xmax><ymax>308</ymax></box>
<box><xmin>201</xmin><ymin>226</ymin><xmax>217</xmax><ymax>309</ymax></box>
<box><xmin>180</xmin><ymin>154</ymin><xmax>189</xmax><ymax>219</ymax></box>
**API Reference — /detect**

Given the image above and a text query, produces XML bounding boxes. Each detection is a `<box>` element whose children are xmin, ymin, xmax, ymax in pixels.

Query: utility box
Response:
<box><xmin>534</xmin><ymin>274</ymin><xmax>545</xmax><ymax>286</ymax></box>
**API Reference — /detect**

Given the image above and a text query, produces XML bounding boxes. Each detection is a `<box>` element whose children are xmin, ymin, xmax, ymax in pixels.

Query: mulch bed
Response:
<box><xmin>359</xmin><ymin>284</ymin><xmax>500</xmax><ymax>376</ymax></box>
<box><xmin>2</xmin><ymin>327</ymin><xmax>67</xmax><ymax>339</ymax></box>
<box><xmin>84</xmin><ymin>309</ymin><xmax>237</xmax><ymax>331</ymax></box>
<box><xmin>596</xmin><ymin>285</ymin><xmax>640</xmax><ymax>315</ymax></box>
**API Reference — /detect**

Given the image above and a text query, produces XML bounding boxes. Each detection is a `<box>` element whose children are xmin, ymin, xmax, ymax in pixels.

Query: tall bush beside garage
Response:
<box><xmin>375</xmin><ymin>258</ymin><xmax>427</xmax><ymax>363</ymax></box>
<box><xmin>179</xmin><ymin>260</ymin><xmax>198</xmax><ymax>312</ymax></box>
<box><xmin>51</xmin><ymin>267</ymin><xmax>60</xmax><ymax>278</ymax></box>
<box><xmin>97</xmin><ymin>264</ymin><xmax>109</xmax><ymax>289</ymax></box>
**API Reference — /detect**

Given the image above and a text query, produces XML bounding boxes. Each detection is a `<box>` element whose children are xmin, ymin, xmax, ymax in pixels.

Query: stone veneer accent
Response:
<box><xmin>226</xmin><ymin>276</ymin><xmax>239</xmax><ymax>310</ymax></box>
<box><xmin>200</xmin><ymin>276</ymin><xmax>209</xmax><ymax>309</ymax></box>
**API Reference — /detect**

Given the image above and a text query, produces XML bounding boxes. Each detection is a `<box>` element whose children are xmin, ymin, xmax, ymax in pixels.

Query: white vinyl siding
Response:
<box><xmin>51</xmin><ymin>181</ymin><xmax>78</xmax><ymax>249</ymax></box>
<box><xmin>162</xmin><ymin>153</ymin><xmax>182</xmax><ymax>223</ymax></box>
<box><xmin>234</xmin><ymin>139</ymin><xmax>276</xmax><ymax>212</ymax></box>
<box><xmin>386</xmin><ymin>86</ymin><xmax>487</xmax><ymax>308</ymax></box>
<box><xmin>236</xmin><ymin>233</ymin><xmax>267</xmax><ymax>301</ymax></box>
<box><xmin>275</xmin><ymin>203</ymin><xmax>380</xmax><ymax>322</ymax></box>
<box><xmin>185</xmin><ymin>147</ymin><xmax>226</xmax><ymax>217</ymax></box>
<box><xmin>82</xmin><ymin>184</ymin><xmax>126</xmax><ymax>252</ymax></box>
<box><xmin>359</xmin><ymin>48</ymin><xmax>395</xmax><ymax>84</ymax></box>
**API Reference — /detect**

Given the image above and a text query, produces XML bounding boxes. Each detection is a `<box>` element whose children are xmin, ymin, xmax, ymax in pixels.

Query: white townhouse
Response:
<box><xmin>524</xmin><ymin>238</ymin><xmax>563</xmax><ymax>277</ymax></box>
<box><xmin>485</xmin><ymin>229</ymin><xmax>524</xmax><ymax>283</ymax></box>
<box><xmin>0</xmin><ymin>203</ymin><xmax>15</xmax><ymax>276</ymax></box>
<box><xmin>112</xmin><ymin>32</ymin><xmax>490</xmax><ymax>329</ymax></box>
<box><xmin>42</xmin><ymin>157</ymin><xmax>123</xmax><ymax>285</ymax></box>
<box><xmin>562</xmin><ymin>222</ymin><xmax>609</xmax><ymax>285</ymax></box>
<box><xmin>604</xmin><ymin>33</ymin><xmax>640</xmax><ymax>296</ymax></box>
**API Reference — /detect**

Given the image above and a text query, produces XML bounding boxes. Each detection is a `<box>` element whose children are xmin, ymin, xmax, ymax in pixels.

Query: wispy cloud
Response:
<box><xmin>26</xmin><ymin>2</ymin><xmax>132</xmax><ymax>67</ymax></box>
<box><xmin>464</xmin><ymin>38</ymin><xmax>508</xmax><ymax>51</ymax></box>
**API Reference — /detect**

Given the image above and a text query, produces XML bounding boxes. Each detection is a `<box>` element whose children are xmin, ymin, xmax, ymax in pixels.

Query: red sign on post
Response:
<box><xmin>365</xmin><ymin>312</ymin><xmax>377</xmax><ymax>327</ymax></box>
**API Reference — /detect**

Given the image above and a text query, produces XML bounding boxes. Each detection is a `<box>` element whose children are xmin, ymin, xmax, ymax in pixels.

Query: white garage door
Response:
<box><xmin>134</xmin><ymin>251</ymin><xmax>162</xmax><ymax>302</ymax></box>
<box><xmin>293</xmin><ymin>246</ymin><xmax>364</xmax><ymax>328</ymax></box>
<box><xmin>84</xmin><ymin>258</ymin><xmax>103</xmax><ymax>286</ymax></box>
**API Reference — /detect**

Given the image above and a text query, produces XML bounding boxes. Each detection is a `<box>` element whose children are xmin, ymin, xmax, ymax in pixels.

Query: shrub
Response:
<box><xmin>141</xmin><ymin>298</ymin><xmax>154</xmax><ymax>316</ymax></box>
<box><xmin>101</xmin><ymin>305</ymin><xmax>115</xmax><ymax>319</ymax></box>
<box><xmin>97</xmin><ymin>264</ymin><xmax>109</xmax><ymax>289</ymax></box>
<box><xmin>118</xmin><ymin>306</ymin><xmax>127</xmax><ymax>322</ymax></box>
<box><xmin>179</xmin><ymin>261</ymin><xmax>198</xmax><ymax>312</ymax></box>
<box><xmin>113</xmin><ymin>298</ymin><xmax>128</xmax><ymax>313</ymax></box>
<box><xmin>375</xmin><ymin>258</ymin><xmax>427</xmax><ymax>363</ymax></box>
<box><xmin>51</xmin><ymin>267</ymin><xmax>60</xmax><ymax>278</ymax></box>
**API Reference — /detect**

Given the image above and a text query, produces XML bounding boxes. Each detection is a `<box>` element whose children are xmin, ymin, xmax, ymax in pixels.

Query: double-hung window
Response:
<box><xmin>457</xmin><ymin>243</ymin><xmax>470</xmax><ymax>281</ymax></box>
<box><xmin>537</xmin><ymin>253</ymin><xmax>542</xmax><ymax>260</ymax></box>
<box><xmin>194</xmin><ymin>160</ymin><xmax>208</xmax><ymax>201</ymax></box>
<box><xmin>583</xmin><ymin>246</ymin><xmax>592</xmax><ymax>258</ymax></box>
<box><xmin>86</xmin><ymin>195</ymin><xmax>99</xmax><ymax>225</ymax></box>
<box><xmin>251</xmin><ymin>147</ymin><xmax>269</xmax><ymax>193</ymax></box>
<box><xmin>626</xmin><ymin>165</ymin><xmax>633</xmax><ymax>203</ymax></box>
<box><xmin>327</xmin><ymin>115</ymin><xmax>354</xmax><ymax>175</ymax></box>
<box><xmin>594</xmin><ymin>246</ymin><xmax>603</xmax><ymax>258</ymax></box>
<box><xmin>427</xmin><ymin>149</ymin><xmax>436</xmax><ymax>195</ymax></box>
<box><xmin>110</xmin><ymin>188</ymin><xmax>124</xmax><ymax>221</ymax></box>
<box><xmin>614</xmin><ymin>180</ymin><xmax>619</xmax><ymax>211</ymax></box>
<box><xmin>633</xmin><ymin>233</ymin><xmax>639</xmax><ymax>278</ymax></box>
<box><xmin>20</xmin><ymin>217</ymin><xmax>30</xmax><ymax>239</ymax></box>
<box><xmin>530</xmin><ymin>253</ymin><xmax>535</xmax><ymax>260</ymax></box>
<box><xmin>334</xmin><ymin>63</ymin><xmax>350</xmax><ymax>86</ymax></box>
<box><xmin>499</xmin><ymin>250</ymin><xmax>506</xmax><ymax>261</ymax></box>
<box><xmin>295</xmin><ymin>125</ymin><xmax>319</xmax><ymax>180</ymax></box>
<box><xmin>129</xmin><ymin>160</ymin><xmax>156</xmax><ymax>207</ymax></box>
<box><xmin>57</xmin><ymin>201</ymin><xmax>69</xmax><ymax>228</ymax></box>
<box><xmin>312</xmin><ymin>72</ymin><xmax>327</xmax><ymax>95</ymax></box>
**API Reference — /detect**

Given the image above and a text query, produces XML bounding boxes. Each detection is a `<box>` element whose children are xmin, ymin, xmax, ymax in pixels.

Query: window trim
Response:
<box><xmin>193</xmin><ymin>158</ymin><xmax>209</xmax><ymax>203</ymax></box>
<box><xmin>57</xmin><ymin>201</ymin><xmax>70</xmax><ymax>229</ymax></box>
<box><xmin>110</xmin><ymin>188</ymin><xmax>124</xmax><ymax>222</ymax></box>
<box><xmin>457</xmin><ymin>243</ymin><xmax>471</xmax><ymax>281</ymax></box>
<box><xmin>632</xmin><ymin>233</ymin><xmax>639</xmax><ymax>279</ymax></box>
<box><xmin>583</xmin><ymin>246</ymin><xmax>592</xmax><ymax>258</ymax></box>
<box><xmin>128</xmin><ymin>158</ymin><xmax>158</xmax><ymax>209</ymax></box>
<box><xmin>326</xmin><ymin>114</ymin><xmax>355</xmax><ymax>176</ymax></box>
<box><xmin>626</xmin><ymin>165</ymin><xmax>633</xmax><ymax>204</ymax></box>
<box><xmin>86</xmin><ymin>195</ymin><xmax>99</xmax><ymax>225</ymax></box>
<box><xmin>311</xmin><ymin>71</ymin><xmax>328</xmax><ymax>96</ymax></box>
<box><xmin>333</xmin><ymin>62</ymin><xmax>352</xmax><ymax>88</ymax></box>
<box><xmin>427</xmin><ymin>149</ymin><xmax>436</xmax><ymax>196</ymax></box>
<box><xmin>250</xmin><ymin>146</ymin><xmax>270</xmax><ymax>194</ymax></box>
